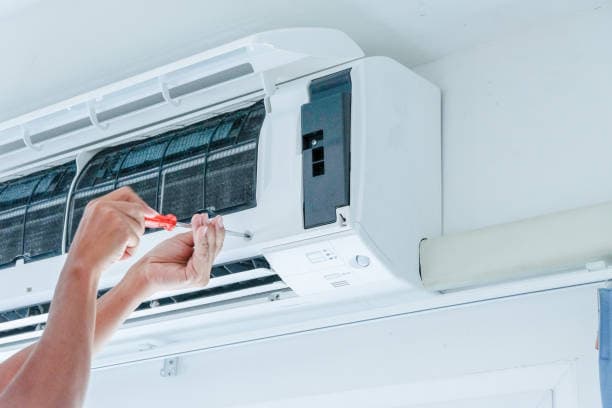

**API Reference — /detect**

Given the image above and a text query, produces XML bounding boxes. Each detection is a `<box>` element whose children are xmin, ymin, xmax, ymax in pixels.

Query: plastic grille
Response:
<box><xmin>0</xmin><ymin>304</ymin><xmax>47</xmax><ymax>324</ymax></box>
<box><xmin>238</xmin><ymin>106</ymin><xmax>265</xmax><ymax>142</ymax></box>
<box><xmin>164</xmin><ymin>126</ymin><xmax>213</xmax><ymax>159</ymax></box>
<box><xmin>24</xmin><ymin>201</ymin><xmax>67</xmax><ymax>262</ymax></box>
<box><xmin>119</xmin><ymin>142</ymin><xmax>167</xmax><ymax>177</ymax></box>
<box><xmin>0</xmin><ymin>212</ymin><xmax>23</xmax><ymax>268</ymax></box>
<box><xmin>67</xmin><ymin>100</ymin><xmax>264</xmax><ymax>248</ymax></box>
<box><xmin>135</xmin><ymin>275</ymin><xmax>281</xmax><ymax>310</ymax></box>
<box><xmin>205</xmin><ymin>143</ymin><xmax>257</xmax><ymax>212</ymax></box>
<box><xmin>0</xmin><ymin>256</ymin><xmax>274</xmax><ymax>340</ymax></box>
<box><xmin>68</xmin><ymin>185</ymin><xmax>115</xmax><ymax>244</ymax></box>
<box><xmin>0</xmin><ymin>179</ymin><xmax>38</xmax><ymax>211</ymax></box>
<box><xmin>0</xmin><ymin>162</ymin><xmax>76</xmax><ymax>268</ymax></box>
<box><xmin>77</xmin><ymin>151</ymin><xmax>127</xmax><ymax>188</ymax></box>
<box><xmin>116</xmin><ymin>171</ymin><xmax>160</xmax><ymax>209</ymax></box>
<box><xmin>160</xmin><ymin>157</ymin><xmax>206</xmax><ymax>220</ymax></box>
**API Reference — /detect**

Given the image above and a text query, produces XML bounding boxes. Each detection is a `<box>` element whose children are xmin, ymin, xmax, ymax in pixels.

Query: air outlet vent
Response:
<box><xmin>67</xmin><ymin>100</ymin><xmax>265</xmax><ymax>249</ymax></box>
<box><xmin>0</xmin><ymin>161</ymin><xmax>76</xmax><ymax>269</ymax></box>
<box><xmin>0</xmin><ymin>256</ymin><xmax>288</xmax><ymax>344</ymax></box>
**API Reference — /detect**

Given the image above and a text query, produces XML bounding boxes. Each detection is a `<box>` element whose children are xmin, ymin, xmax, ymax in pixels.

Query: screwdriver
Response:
<box><xmin>144</xmin><ymin>214</ymin><xmax>252</xmax><ymax>239</ymax></box>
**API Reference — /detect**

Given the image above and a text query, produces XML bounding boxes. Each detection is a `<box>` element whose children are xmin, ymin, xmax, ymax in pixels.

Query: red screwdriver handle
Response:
<box><xmin>144</xmin><ymin>214</ymin><xmax>177</xmax><ymax>231</ymax></box>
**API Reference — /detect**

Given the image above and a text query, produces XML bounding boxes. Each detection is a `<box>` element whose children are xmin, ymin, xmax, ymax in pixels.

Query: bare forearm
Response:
<box><xmin>0</xmin><ymin>264</ymin><xmax>100</xmax><ymax>407</ymax></box>
<box><xmin>0</xmin><ymin>187</ymin><xmax>155</xmax><ymax>406</ymax></box>
<box><xmin>93</xmin><ymin>269</ymin><xmax>152</xmax><ymax>353</ymax></box>
<box><xmin>0</xmin><ymin>347</ymin><xmax>33</xmax><ymax>392</ymax></box>
<box><xmin>0</xmin><ymin>267</ymin><xmax>152</xmax><ymax>396</ymax></box>
<box><xmin>0</xmin><ymin>208</ymin><xmax>220</xmax><ymax>406</ymax></box>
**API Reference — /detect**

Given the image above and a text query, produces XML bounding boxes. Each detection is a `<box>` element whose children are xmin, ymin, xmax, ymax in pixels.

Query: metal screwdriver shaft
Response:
<box><xmin>175</xmin><ymin>221</ymin><xmax>251</xmax><ymax>239</ymax></box>
<box><xmin>145</xmin><ymin>214</ymin><xmax>252</xmax><ymax>239</ymax></box>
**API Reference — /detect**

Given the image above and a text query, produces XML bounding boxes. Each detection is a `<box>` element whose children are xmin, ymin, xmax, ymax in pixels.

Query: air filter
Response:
<box><xmin>0</xmin><ymin>162</ymin><xmax>76</xmax><ymax>269</ymax></box>
<box><xmin>67</xmin><ymin>101</ymin><xmax>265</xmax><ymax>248</ymax></box>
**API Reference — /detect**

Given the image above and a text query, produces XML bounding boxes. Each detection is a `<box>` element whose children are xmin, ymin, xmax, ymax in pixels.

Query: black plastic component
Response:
<box><xmin>0</xmin><ymin>161</ymin><xmax>76</xmax><ymax>269</ymax></box>
<box><xmin>301</xmin><ymin>69</ymin><xmax>351</xmax><ymax>229</ymax></box>
<box><xmin>67</xmin><ymin>101</ymin><xmax>265</xmax><ymax>249</ymax></box>
<box><xmin>210</xmin><ymin>255</ymin><xmax>270</xmax><ymax>277</ymax></box>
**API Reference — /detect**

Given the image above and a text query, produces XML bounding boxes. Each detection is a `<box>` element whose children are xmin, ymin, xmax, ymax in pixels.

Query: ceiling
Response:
<box><xmin>0</xmin><ymin>0</ymin><xmax>608</xmax><ymax>123</ymax></box>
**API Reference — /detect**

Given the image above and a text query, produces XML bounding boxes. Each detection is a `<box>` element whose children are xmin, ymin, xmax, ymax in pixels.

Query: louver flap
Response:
<box><xmin>0</xmin><ymin>256</ymin><xmax>289</xmax><ymax>346</ymax></box>
<box><xmin>0</xmin><ymin>28</ymin><xmax>364</xmax><ymax>176</ymax></box>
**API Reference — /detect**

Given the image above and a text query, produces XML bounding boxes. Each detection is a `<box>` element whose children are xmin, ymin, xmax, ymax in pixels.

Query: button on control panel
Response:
<box><xmin>353</xmin><ymin>255</ymin><xmax>371</xmax><ymax>268</ymax></box>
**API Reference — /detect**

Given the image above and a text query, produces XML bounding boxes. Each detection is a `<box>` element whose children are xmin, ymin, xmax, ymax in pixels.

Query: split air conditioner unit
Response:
<box><xmin>0</xmin><ymin>28</ymin><xmax>441</xmax><ymax>359</ymax></box>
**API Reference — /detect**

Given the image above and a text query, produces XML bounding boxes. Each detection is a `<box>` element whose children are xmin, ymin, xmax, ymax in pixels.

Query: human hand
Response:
<box><xmin>128</xmin><ymin>213</ymin><xmax>225</xmax><ymax>294</ymax></box>
<box><xmin>66</xmin><ymin>187</ymin><xmax>157</xmax><ymax>275</ymax></box>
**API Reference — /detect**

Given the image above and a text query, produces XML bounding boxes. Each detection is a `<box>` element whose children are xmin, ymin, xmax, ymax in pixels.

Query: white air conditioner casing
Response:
<box><xmin>0</xmin><ymin>28</ymin><xmax>441</xmax><ymax>362</ymax></box>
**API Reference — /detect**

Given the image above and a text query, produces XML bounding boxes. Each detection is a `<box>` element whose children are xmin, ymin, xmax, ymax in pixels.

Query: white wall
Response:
<box><xmin>85</xmin><ymin>284</ymin><xmax>601</xmax><ymax>407</ymax></box>
<box><xmin>83</xmin><ymin>7</ymin><xmax>612</xmax><ymax>408</ymax></box>
<box><xmin>0</xmin><ymin>0</ymin><xmax>603</xmax><ymax>123</ymax></box>
<box><xmin>414</xmin><ymin>7</ymin><xmax>612</xmax><ymax>234</ymax></box>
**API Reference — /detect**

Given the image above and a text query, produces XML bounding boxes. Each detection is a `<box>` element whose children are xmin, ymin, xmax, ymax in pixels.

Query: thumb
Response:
<box><xmin>167</xmin><ymin>231</ymin><xmax>194</xmax><ymax>247</ymax></box>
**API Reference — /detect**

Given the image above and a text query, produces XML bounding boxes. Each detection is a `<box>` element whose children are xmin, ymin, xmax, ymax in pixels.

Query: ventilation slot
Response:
<box><xmin>0</xmin><ymin>161</ymin><xmax>76</xmax><ymax>269</ymax></box>
<box><xmin>0</xmin><ymin>256</ymin><xmax>290</xmax><ymax>345</ymax></box>
<box><xmin>67</xmin><ymin>101</ymin><xmax>265</xmax><ymax>248</ymax></box>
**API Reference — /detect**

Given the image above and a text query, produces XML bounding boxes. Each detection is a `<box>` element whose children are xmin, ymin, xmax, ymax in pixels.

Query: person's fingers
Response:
<box><xmin>119</xmin><ymin>223</ymin><xmax>141</xmax><ymax>260</ymax></box>
<box><xmin>120</xmin><ymin>244</ymin><xmax>138</xmax><ymax>261</ymax></box>
<box><xmin>121</xmin><ymin>210</ymin><xmax>146</xmax><ymax>238</ymax></box>
<box><xmin>82</xmin><ymin>200</ymin><xmax>144</xmax><ymax>240</ymax></box>
<box><xmin>171</xmin><ymin>231</ymin><xmax>194</xmax><ymax>247</ymax></box>
<box><xmin>124</xmin><ymin>215</ymin><xmax>142</xmax><ymax>246</ymax></box>
<box><xmin>100</xmin><ymin>202</ymin><xmax>143</xmax><ymax>260</ymax></box>
<box><xmin>160</xmin><ymin>232</ymin><xmax>194</xmax><ymax>263</ymax></box>
<box><xmin>104</xmin><ymin>186</ymin><xmax>157</xmax><ymax>217</ymax></box>
<box><xmin>191</xmin><ymin>213</ymin><xmax>204</xmax><ymax>232</ymax></box>
<box><xmin>108</xmin><ymin>202</ymin><xmax>146</xmax><ymax>233</ymax></box>
<box><xmin>214</xmin><ymin>216</ymin><xmax>225</xmax><ymax>257</ymax></box>
<box><xmin>195</xmin><ymin>213</ymin><xmax>208</xmax><ymax>242</ymax></box>
<box><xmin>187</xmin><ymin>225</ymin><xmax>210</xmax><ymax>285</ymax></box>
<box><xmin>201</xmin><ymin>213</ymin><xmax>209</xmax><ymax>227</ymax></box>
<box><xmin>102</xmin><ymin>186</ymin><xmax>136</xmax><ymax>202</ymax></box>
<box><xmin>193</xmin><ymin>213</ymin><xmax>209</xmax><ymax>254</ymax></box>
<box><xmin>205</xmin><ymin>217</ymin><xmax>218</xmax><ymax>259</ymax></box>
